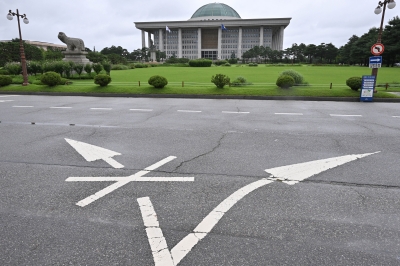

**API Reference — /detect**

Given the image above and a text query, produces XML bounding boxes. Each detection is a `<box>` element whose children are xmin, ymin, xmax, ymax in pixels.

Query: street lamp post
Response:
<box><xmin>371</xmin><ymin>0</ymin><xmax>396</xmax><ymax>82</ymax></box>
<box><xmin>6</xmin><ymin>9</ymin><xmax>30</xmax><ymax>86</ymax></box>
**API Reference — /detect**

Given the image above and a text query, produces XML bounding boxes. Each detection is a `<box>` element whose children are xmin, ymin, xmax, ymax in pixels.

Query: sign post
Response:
<box><xmin>360</xmin><ymin>75</ymin><xmax>376</xmax><ymax>102</ymax></box>
<box><xmin>369</xmin><ymin>56</ymin><xmax>382</xmax><ymax>68</ymax></box>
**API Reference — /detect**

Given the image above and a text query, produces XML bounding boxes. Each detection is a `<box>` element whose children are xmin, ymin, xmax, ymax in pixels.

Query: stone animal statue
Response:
<box><xmin>58</xmin><ymin>32</ymin><xmax>85</xmax><ymax>52</ymax></box>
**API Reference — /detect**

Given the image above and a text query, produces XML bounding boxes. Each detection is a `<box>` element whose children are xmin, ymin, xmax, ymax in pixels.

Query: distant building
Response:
<box><xmin>0</xmin><ymin>40</ymin><xmax>66</xmax><ymax>51</ymax></box>
<box><xmin>134</xmin><ymin>3</ymin><xmax>291</xmax><ymax>60</ymax></box>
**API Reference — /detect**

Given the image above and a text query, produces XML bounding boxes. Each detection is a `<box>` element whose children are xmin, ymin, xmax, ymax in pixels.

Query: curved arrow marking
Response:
<box><xmin>139</xmin><ymin>152</ymin><xmax>380</xmax><ymax>265</ymax></box>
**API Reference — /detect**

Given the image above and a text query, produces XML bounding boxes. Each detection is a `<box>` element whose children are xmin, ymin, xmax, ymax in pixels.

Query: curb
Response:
<box><xmin>0</xmin><ymin>91</ymin><xmax>400</xmax><ymax>102</ymax></box>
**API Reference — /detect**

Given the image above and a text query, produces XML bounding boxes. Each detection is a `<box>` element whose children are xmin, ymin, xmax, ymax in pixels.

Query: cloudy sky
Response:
<box><xmin>1</xmin><ymin>0</ymin><xmax>396</xmax><ymax>52</ymax></box>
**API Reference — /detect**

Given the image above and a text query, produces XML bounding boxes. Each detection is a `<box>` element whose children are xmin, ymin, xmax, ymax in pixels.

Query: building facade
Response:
<box><xmin>134</xmin><ymin>3</ymin><xmax>291</xmax><ymax>60</ymax></box>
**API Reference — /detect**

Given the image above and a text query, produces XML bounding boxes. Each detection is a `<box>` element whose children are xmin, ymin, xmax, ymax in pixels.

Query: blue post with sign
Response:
<box><xmin>360</xmin><ymin>75</ymin><xmax>376</xmax><ymax>102</ymax></box>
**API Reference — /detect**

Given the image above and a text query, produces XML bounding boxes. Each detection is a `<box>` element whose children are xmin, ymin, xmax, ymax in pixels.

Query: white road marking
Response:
<box><xmin>12</xmin><ymin>106</ymin><xmax>33</xmax><ymax>108</ymax></box>
<box><xmin>0</xmin><ymin>100</ymin><xmax>14</xmax><ymax>102</ymax></box>
<box><xmin>330</xmin><ymin>114</ymin><xmax>362</xmax><ymax>117</ymax></box>
<box><xmin>65</xmin><ymin>138</ymin><xmax>124</xmax><ymax>169</ymax></box>
<box><xmin>130</xmin><ymin>109</ymin><xmax>153</xmax><ymax>112</ymax></box>
<box><xmin>50</xmin><ymin>106</ymin><xmax>72</xmax><ymax>109</ymax></box>
<box><xmin>222</xmin><ymin>111</ymin><xmax>250</xmax><ymax>114</ymax></box>
<box><xmin>275</xmin><ymin>113</ymin><xmax>303</xmax><ymax>115</ymax></box>
<box><xmin>139</xmin><ymin>152</ymin><xmax>379</xmax><ymax>265</ymax></box>
<box><xmin>177</xmin><ymin>110</ymin><xmax>202</xmax><ymax>113</ymax></box>
<box><xmin>90</xmin><ymin>108</ymin><xmax>112</xmax><ymax>110</ymax></box>
<box><xmin>0</xmin><ymin>95</ymin><xmax>20</xmax><ymax>97</ymax></box>
<box><xmin>393</xmin><ymin>116</ymin><xmax>400</xmax><ymax>118</ymax></box>
<box><xmin>67</xmin><ymin>156</ymin><xmax>194</xmax><ymax>207</ymax></box>
<box><xmin>138</xmin><ymin>197</ymin><xmax>175</xmax><ymax>266</ymax></box>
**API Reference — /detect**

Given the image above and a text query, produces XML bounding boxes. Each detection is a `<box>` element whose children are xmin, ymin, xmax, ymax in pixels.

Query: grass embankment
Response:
<box><xmin>1</xmin><ymin>65</ymin><xmax>400</xmax><ymax>98</ymax></box>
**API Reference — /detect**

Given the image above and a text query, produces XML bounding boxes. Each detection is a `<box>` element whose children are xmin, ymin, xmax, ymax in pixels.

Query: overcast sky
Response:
<box><xmin>1</xmin><ymin>0</ymin><xmax>397</xmax><ymax>52</ymax></box>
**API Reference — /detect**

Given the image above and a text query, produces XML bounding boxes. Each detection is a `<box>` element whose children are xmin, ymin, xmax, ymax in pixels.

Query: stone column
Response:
<box><xmin>141</xmin><ymin>30</ymin><xmax>145</xmax><ymax>48</ymax></box>
<box><xmin>271</xmin><ymin>28</ymin><xmax>277</xmax><ymax>50</ymax></box>
<box><xmin>148</xmin><ymin>32</ymin><xmax>152</xmax><ymax>49</ymax></box>
<box><xmin>178</xmin><ymin>28</ymin><xmax>182</xmax><ymax>58</ymax></box>
<box><xmin>218</xmin><ymin>27</ymin><xmax>222</xmax><ymax>60</ymax></box>
<box><xmin>159</xmin><ymin>29</ymin><xmax>164</xmax><ymax>52</ymax></box>
<box><xmin>197</xmin><ymin>28</ymin><xmax>202</xmax><ymax>59</ymax></box>
<box><xmin>259</xmin><ymin>26</ymin><xmax>264</xmax><ymax>47</ymax></box>
<box><xmin>279</xmin><ymin>26</ymin><xmax>284</xmax><ymax>51</ymax></box>
<box><xmin>238</xmin><ymin>27</ymin><xmax>242</xmax><ymax>58</ymax></box>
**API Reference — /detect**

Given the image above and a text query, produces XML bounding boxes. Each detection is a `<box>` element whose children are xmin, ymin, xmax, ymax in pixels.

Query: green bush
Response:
<box><xmin>41</xmin><ymin>71</ymin><xmax>62</xmax><ymax>86</ymax></box>
<box><xmin>102</xmin><ymin>61</ymin><xmax>111</xmax><ymax>74</ymax></box>
<box><xmin>27</xmin><ymin>61</ymin><xmax>42</xmax><ymax>75</ymax></box>
<box><xmin>211</xmin><ymin>74</ymin><xmax>230</xmax><ymax>88</ymax></box>
<box><xmin>92</xmin><ymin>63</ymin><xmax>103</xmax><ymax>74</ymax></box>
<box><xmin>214</xmin><ymin>60</ymin><xmax>228</xmax><ymax>66</ymax></box>
<box><xmin>94</xmin><ymin>74</ymin><xmax>111</xmax><ymax>87</ymax></box>
<box><xmin>248</xmin><ymin>63</ymin><xmax>258</xmax><ymax>67</ymax></box>
<box><xmin>0</xmin><ymin>70</ymin><xmax>10</xmax><ymax>75</ymax></box>
<box><xmin>346</xmin><ymin>76</ymin><xmax>362</xmax><ymax>91</ymax></box>
<box><xmin>84</xmin><ymin>63</ymin><xmax>92</xmax><ymax>75</ymax></box>
<box><xmin>280</xmin><ymin>69</ymin><xmax>304</xmax><ymax>85</ymax></box>
<box><xmin>223</xmin><ymin>63</ymin><xmax>231</xmax><ymax>67</ymax></box>
<box><xmin>134</xmin><ymin>63</ymin><xmax>148</xmax><ymax>68</ymax></box>
<box><xmin>231</xmin><ymin>76</ymin><xmax>252</xmax><ymax>87</ymax></box>
<box><xmin>0</xmin><ymin>75</ymin><xmax>12</xmax><ymax>86</ymax></box>
<box><xmin>111</xmin><ymin>64</ymin><xmax>129</xmax><ymax>70</ymax></box>
<box><xmin>4</xmin><ymin>62</ymin><xmax>22</xmax><ymax>75</ymax></box>
<box><xmin>148</xmin><ymin>75</ymin><xmax>168</xmax><ymax>88</ymax></box>
<box><xmin>73</xmin><ymin>64</ymin><xmax>84</xmax><ymax>77</ymax></box>
<box><xmin>276</xmin><ymin>75</ymin><xmax>295</xmax><ymax>88</ymax></box>
<box><xmin>189</xmin><ymin>59</ymin><xmax>212</xmax><ymax>67</ymax></box>
<box><xmin>228</xmin><ymin>58</ymin><xmax>238</xmax><ymax>64</ymax></box>
<box><xmin>166</xmin><ymin>57</ymin><xmax>189</xmax><ymax>64</ymax></box>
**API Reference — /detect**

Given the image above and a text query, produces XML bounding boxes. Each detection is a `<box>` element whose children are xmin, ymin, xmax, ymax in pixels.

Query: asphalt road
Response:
<box><xmin>1</xmin><ymin>95</ymin><xmax>400</xmax><ymax>265</ymax></box>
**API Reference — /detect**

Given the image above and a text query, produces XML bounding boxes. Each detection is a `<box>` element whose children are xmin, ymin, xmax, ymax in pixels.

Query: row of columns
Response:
<box><xmin>141</xmin><ymin>26</ymin><xmax>284</xmax><ymax>58</ymax></box>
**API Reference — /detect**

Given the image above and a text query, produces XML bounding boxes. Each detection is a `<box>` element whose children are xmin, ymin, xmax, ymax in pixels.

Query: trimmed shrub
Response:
<box><xmin>84</xmin><ymin>63</ymin><xmax>92</xmax><ymax>75</ymax></box>
<box><xmin>189</xmin><ymin>59</ymin><xmax>212</xmax><ymax>67</ymax></box>
<box><xmin>41</xmin><ymin>71</ymin><xmax>62</xmax><ymax>86</ymax></box>
<box><xmin>102</xmin><ymin>61</ymin><xmax>111</xmax><ymax>74</ymax></box>
<box><xmin>94</xmin><ymin>74</ymin><xmax>111</xmax><ymax>87</ymax></box>
<box><xmin>0</xmin><ymin>75</ymin><xmax>12</xmax><ymax>86</ymax></box>
<box><xmin>248</xmin><ymin>63</ymin><xmax>258</xmax><ymax>67</ymax></box>
<box><xmin>27</xmin><ymin>61</ymin><xmax>42</xmax><ymax>75</ymax></box>
<box><xmin>346</xmin><ymin>76</ymin><xmax>362</xmax><ymax>91</ymax></box>
<box><xmin>134</xmin><ymin>63</ymin><xmax>148</xmax><ymax>68</ymax></box>
<box><xmin>223</xmin><ymin>63</ymin><xmax>231</xmax><ymax>67</ymax></box>
<box><xmin>73</xmin><ymin>64</ymin><xmax>84</xmax><ymax>77</ymax></box>
<box><xmin>276</xmin><ymin>75</ymin><xmax>295</xmax><ymax>88</ymax></box>
<box><xmin>92</xmin><ymin>63</ymin><xmax>103</xmax><ymax>74</ymax></box>
<box><xmin>280</xmin><ymin>69</ymin><xmax>304</xmax><ymax>85</ymax></box>
<box><xmin>148</xmin><ymin>75</ymin><xmax>168</xmax><ymax>88</ymax></box>
<box><xmin>214</xmin><ymin>60</ymin><xmax>228</xmax><ymax>66</ymax></box>
<box><xmin>211</xmin><ymin>74</ymin><xmax>230</xmax><ymax>88</ymax></box>
<box><xmin>166</xmin><ymin>57</ymin><xmax>189</xmax><ymax>64</ymax></box>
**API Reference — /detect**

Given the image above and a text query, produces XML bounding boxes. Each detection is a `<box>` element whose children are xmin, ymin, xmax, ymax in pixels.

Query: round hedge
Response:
<box><xmin>0</xmin><ymin>75</ymin><xmax>12</xmax><ymax>86</ymax></box>
<box><xmin>280</xmin><ymin>69</ymin><xmax>303</xmax><ymax>85</ymax></box>
<box><xmin>41</xmin><ymin>71</ymin><xmax>62</xmax><ymax>87</ymax></box>
<box><xmin>276</xmin><ymin>75</ymin><xmax>295</xmax><ymax>88</ymax></box>
<box><xmin>346</xmin><ymin>76</ymin><xmax>362</xmax><ymax>91</ymax></box>
<box><xmin>94</xmin><ymin>74</ymin><xmax>112</xmax><ymax>87</ymax></box>
<box><xmin>148</xmin><ymin>75</ymin><xmax>168</xmax><ymax>88</ymax></box>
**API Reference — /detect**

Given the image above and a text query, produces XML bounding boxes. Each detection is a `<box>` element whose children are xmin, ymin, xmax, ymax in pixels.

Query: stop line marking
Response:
<box><xmin>138</xmin><ymin>152</ymin><xmax>379</xmax><ymax>265</ymax></box>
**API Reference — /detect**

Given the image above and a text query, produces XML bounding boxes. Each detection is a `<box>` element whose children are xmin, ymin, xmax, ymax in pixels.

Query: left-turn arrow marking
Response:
<box><xmin>65</xmin><ymin>138</ymin><xmax>124</xmax><ymax>169</ymax></box>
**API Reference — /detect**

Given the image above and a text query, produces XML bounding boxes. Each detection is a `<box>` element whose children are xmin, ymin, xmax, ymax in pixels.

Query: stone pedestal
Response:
<box><xmin>62</xmin><ymin>51</ymin><xmax>91</xmax><ymax>64</ymax></box>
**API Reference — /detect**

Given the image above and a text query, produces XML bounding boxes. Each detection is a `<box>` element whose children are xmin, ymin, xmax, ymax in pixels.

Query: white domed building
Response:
<box><xmin>134</xmin><ymin>3</ymin><xmax>291</xmax><ymax>60</ymax></box>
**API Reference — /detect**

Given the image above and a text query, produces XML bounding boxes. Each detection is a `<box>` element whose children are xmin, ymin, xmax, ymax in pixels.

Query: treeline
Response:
<box><xmin>243</xmin><ymin>16</ymin><xmax>399</xmax><ymax>66</ymax></box>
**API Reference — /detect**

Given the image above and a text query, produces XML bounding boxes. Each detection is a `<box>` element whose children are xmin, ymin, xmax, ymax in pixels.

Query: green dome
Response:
<box><xmin>190</xmin><ymin>3</ymin><xmax>241</xmax><ymax>20</ymax></box>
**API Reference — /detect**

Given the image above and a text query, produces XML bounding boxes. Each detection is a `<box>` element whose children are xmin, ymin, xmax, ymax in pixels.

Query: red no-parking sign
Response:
<box><xmin>371</xmin><ymin>43</ymin><xmax>385</xmax><ymax>55</ymax></box>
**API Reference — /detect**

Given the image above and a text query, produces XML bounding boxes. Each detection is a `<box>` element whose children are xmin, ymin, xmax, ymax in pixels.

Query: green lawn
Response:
<box><xmin>2</xmin><ymin>65</ymin><xmax>400</xmax><ymax>98</ymax></box>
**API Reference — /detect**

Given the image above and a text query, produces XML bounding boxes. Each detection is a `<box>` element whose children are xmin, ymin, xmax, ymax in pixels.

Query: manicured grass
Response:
<box><xmin>1</xmin><ymin>65</ymin><xmax>399</xmax><ymax>98</ymax></box>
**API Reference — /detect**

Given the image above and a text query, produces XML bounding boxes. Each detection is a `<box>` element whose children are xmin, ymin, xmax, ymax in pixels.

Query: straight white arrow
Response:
<box><xmin>65</xmin><ymin>138</ymin><xmax>124</xmax><ymax>169</ymax></box>
<box><xmin>138</xmin><ymin>152</ymin><xmax>380</xmax><ymax>266</ymax></box>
